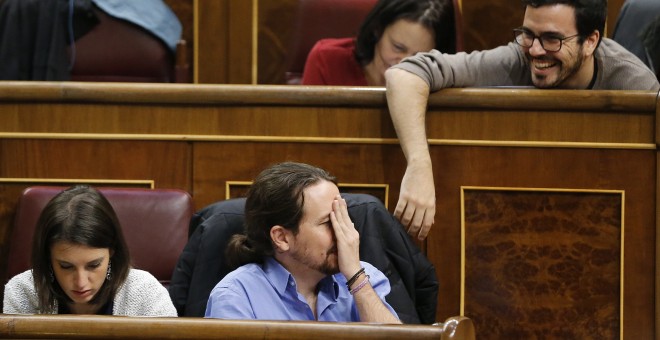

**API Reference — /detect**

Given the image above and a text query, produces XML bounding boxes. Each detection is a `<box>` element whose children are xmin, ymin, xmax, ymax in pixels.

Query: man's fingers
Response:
<box><xmin>393</xmin><ymin>199</ymin><xmax>407</xmax><ymax>220</ymax></box>
<box><xmin>397</xmin><ymin>201</ymin><xmax>416</xmax><ymax>227</ymax></box>
<box><xmin>398</xmin><ymin>206</ymin><xmax>436</xmax><ymax>240</ymax></box>
<box><xmin>416</xmin><ymin>208</ymin><xmax>435</xmax><ymax>240</ymax></box>
<box><xmin>405</xmin><ymin>216</ymin><xmax>421</xmax><ymax>238</ymax></box>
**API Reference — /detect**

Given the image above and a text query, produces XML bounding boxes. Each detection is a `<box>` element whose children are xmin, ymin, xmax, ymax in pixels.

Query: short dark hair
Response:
<box><xmin>31</xmin><ymin>185</ymin><xmax>131</xmax><ymax>313</ymax></box>
<box><xmin>226</xmin><ymin>162</ymin><xmax>337</xmax><ymax>269</ymax></box>
<box><xmin>355</xmin><ymin>0</ymin><xmax>456</xmax><ymax>65</ymax></box>
<box><xmin>522</xmin><ymin>0</ymin><xmax>607</xmax><ymax>46</ymax></box>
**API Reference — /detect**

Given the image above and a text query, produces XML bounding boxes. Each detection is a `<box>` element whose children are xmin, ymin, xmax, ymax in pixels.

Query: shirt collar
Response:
<box><xmin>263</xmin><ymin>257</ymin><xmax>340</xmax><ymax>300</ymax></box>
<box><xmin>263</xmin><ymin>257</ymin><xmax>295</xmax><ymax>296</ymax></box>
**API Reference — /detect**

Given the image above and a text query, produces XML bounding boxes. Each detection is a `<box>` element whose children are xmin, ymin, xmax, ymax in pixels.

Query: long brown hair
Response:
<box><xmin>31</xmin><ymin>185</ymin><xmax>131</xmax><ymax>313</ymax></box>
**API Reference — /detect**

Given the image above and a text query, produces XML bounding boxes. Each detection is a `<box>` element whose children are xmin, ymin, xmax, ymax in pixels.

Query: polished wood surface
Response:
<box><xmin>0</xmin><ymin>82</ymin><xmax>656</xmax><ymax>338</ymax></box>
<box><xmin>185</xmin><ymin>0</ymin><xmax>627</xmax><ymax>84</ymax></box>
<box><xmin>463</xmin><ymin>189</ymin><xmax>624</xmax><ymax>338</ymax></box>
<box><xmin>0</xmin><ymin>314</ymin><xmax>475</xmax><ymax>340</ymax></box>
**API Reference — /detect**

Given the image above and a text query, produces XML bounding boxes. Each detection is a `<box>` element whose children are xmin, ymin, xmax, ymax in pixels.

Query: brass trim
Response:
<box><xmin>193</xmin><ymin>0</ymin><xmax>199</xmax><ymax>84</ymax></box>
<box><xmin>428</xmin><ymin>139</ymin><xmax>656</xmax><ymax>150</ymax></box>
<box><xmin>1</xmin><ymin>133</ymin><xmax>655</xmax><ymax>150</ymax></box>
<box><xmin>459</xmin><ymin>186</ymin><xmax>625</xmax><ymax>337</ymax></box>
<box><xmin>252</xmin><ymin>0</ymin><xmax>258</xmax><ymax>85</ymax></box>
<box><xmin>0</xmin><ymin>178</ymin><xmax>154</xmax><ymax>189</ymax></box>
<box><xmin>226</xmin><ymin>181</ymin><xmax>252</xmax><ymax>200</ymax></box>
<box><xmin>337</xmin><ymin>183</ymin><xmax>389</xmax><ymax>208</ymax></box>
<box><xmin>0</xmin><ymin>133</ymin><xmax>399</xmax><ymax>144</ymax></box>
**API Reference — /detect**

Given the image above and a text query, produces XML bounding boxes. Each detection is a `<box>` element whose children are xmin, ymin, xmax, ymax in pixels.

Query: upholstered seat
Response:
<box><xmin>4</xmin><ymin>186</ymin><xmax>194</xmax><ymax>290</ymax></box>
<box><xmin>70</xmin><ymin>7</ymin><xmax>187</xmax><ymax>83</ymax></box>
<box><xmin>284</xmin><ymin>0</ymin><xmax>378</xmax><ymax>84</ymax></box>
<box><xmin>0</xmin><ymin>0</ymin><xmax>187</xmax><ymax>82</ymax></box>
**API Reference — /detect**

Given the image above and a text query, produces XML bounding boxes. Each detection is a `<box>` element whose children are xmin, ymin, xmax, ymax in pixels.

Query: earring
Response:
<box><xmin>49</xmin><ymin>268</ymin><xmax>54</xmax><ymax>282</ymax></box>
<box><xmin>106</xmin><ymin>260</ymin><xmax>112</xmax><ymax>281</ymax></box>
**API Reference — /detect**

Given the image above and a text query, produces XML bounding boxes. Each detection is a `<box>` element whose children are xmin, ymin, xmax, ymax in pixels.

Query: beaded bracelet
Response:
<box><xmin>349</xmin><ymin>275</ymin><xmax>370</xmax><ymax>295</ymax></box>
<box><xmin>346</xmin><ymin>267</ymin><xmax>365</xmax><ymax>288</ymax></box>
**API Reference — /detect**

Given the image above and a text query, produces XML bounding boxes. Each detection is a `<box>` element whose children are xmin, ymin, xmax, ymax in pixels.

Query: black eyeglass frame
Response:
<box><xmin>513</xmin><ymin>28</ymin><xmax>581</xmax><ymax>52</ymax></box>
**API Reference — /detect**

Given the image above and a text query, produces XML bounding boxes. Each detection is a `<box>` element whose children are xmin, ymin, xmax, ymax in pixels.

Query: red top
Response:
<box><xmin>301</xmin><ymin>38</ymin><xmax>368</xmax><ymax>86</ymax></box>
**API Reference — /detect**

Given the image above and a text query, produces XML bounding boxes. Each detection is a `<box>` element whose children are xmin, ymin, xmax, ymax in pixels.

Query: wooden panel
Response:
<box><xmin>188</xmin><ymin>0</ymin><xmax>627</xmax><ymax>83</ymax></box>
<box><xmin>461</xmin><ymin>1</ymin><xmax>522</xmax><ymax>52</ymax></box>
<box><xmin>192</xmin><ymin>142</ymin><xmax>404</xmax><ymax>210</ymax></box>
<box><xmin>460</xmin><ymin>0</ymin><xmax>625</xmax><ymax>52</ymax></box>
<box><xmin>227</xmin><ymin>0</ymin><xmax>255</xmax><ymax>84</ymax></box>
<box><xmin>463</xmin><ymin>189</ymin><xmax>622</xmax><ymax>339</ymax></box>
<box><xmin>197</xmin><ymin>0</ymin><xmax>229</xmax><ymax>83</ymax></box>
<box><xmin>0</xmin><ymin>83</ymin><xmax>656</xmax><ymax>337</ymax></box>
<box><xmin>257</xmin><ymin>0</ymin><xmax>298</xmax><ymax>84</ymax></box>
<box><xmin>163</xmin><ymin>0</ymin><xmax>194</xmax><ymax>82</ymax></box>
<box><xmin>226</xmin><ymin>182</ymin><xmax>388</xmax><ymax>206</ymax></box>
<box><xmin>427</xmin><ymin>146</ymin><xmax>654</xmax><ymax>339</ymax></box>
<box><xmin>196</xmin><ymin>0</ymin><xmax>253</xmax><ymax>84</ymax></box>
<box><xmin>0</xmin><ymin>83</ymin><xmax>654</xmax><ymax>144</ymax></box>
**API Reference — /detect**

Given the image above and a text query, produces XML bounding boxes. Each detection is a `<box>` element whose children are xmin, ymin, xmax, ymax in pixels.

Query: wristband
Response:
<box><xmin>349</xmin><ymin>275</ymin><xmax>370</xmax><ymax>295</ymax></box>
<box><xmin>346</xmin><ymin>267</ymin><xmax>365</xmax><ymax>288</ymax></box>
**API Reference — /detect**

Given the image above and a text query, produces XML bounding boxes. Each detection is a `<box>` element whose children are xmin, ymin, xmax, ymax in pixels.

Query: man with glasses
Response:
<box><xmin>383</xmin><ymin>0</ymin><xmax>660</xmax><ymax>241</ymax></box>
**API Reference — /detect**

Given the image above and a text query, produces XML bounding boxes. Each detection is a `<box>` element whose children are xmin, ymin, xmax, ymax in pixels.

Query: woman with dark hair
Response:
<box><xmin>301</xmin><ymin>0</ymin><xmax>455</xmax><ymax>86</ymax></box>
<box><xmin>3</xmin><ymin>185</ymin><xmax>176</xmax><ymax>316</ymax></box>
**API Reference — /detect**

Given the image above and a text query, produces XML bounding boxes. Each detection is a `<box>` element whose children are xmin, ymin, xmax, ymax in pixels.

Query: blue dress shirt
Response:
<box><xmin>204</xmin><ymin>257</ymin><xmax>398</xmax><ymax>322</ymax></box>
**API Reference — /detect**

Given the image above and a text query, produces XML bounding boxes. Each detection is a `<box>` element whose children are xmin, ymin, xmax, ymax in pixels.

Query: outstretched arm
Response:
<box><xmin>330</xmin><ymin>196</ymin><xmax>400</xmax><ymax>323</ymax></box>
<box><xmin>385</xmin><ymin>67</ymin><xmax>436</xmax><ymax>240</ymax></box>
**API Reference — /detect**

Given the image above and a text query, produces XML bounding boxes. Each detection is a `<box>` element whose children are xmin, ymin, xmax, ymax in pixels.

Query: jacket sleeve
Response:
<box><xmin>374</xmin><ymin>203</ymin><xmax>439</xmax><ymax>324</ymax></box>
<box><xmin>3</xmin><ymin>271</ymin><xmax>40</xmax><ymax>314</ymax></box>
<box><xmin>169</xmin><ymin>200</ymin><xmax>247</xmax><ymax>317</ymax></box>
<box><xmin>347</xmin><ymin>194</ymin><xmax>439</xmax><ymax>324</ymax></box>
<box><xmin>168</xmin><ymin>211</ymin><xmax>206</xmax><ymax>316</ymax></box>
<box><xmin>119</xmin><ymin>270</ymin><xmax>177</xmax><ymax>317</ymax></box>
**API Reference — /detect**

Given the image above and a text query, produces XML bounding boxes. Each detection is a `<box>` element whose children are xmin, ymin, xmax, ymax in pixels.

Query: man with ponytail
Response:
<box><xmin>204</xmin><ymin>162</ymin><xmax>399</xmax><ymax>323</ymax></box>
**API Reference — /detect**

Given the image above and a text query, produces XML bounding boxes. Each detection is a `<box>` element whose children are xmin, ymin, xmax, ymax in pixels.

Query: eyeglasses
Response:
<box><xmin>513</xmin><ymin>28</ymin><xmax>580</xmax><ymax>52</ymax></box>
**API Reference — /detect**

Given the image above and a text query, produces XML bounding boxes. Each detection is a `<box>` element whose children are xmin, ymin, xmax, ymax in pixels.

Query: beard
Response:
<box><xmin>291</xmin><ymin>246</ymin><xmax>339</xmax><ymax>276</ymax></box>
<box><xmin>527</xmin><ymin>44</ymin><xmax>584</xmax><ymax>89</ymax></box>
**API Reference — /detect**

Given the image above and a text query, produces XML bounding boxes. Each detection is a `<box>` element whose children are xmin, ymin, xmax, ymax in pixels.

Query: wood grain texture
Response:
<box><xmin>427</xmin><ymin>146</ymin><xmax>654</xmax><ymax>339</ymax></box>
<box><xmin>0</xmin><ymin>314</ymin><xmax>462</xmax><ymax>340</ymax></box>
<box><xmin>463</xmin><ymin>190</ymin><xmax>622</xmax><ymax>339</ymax></box>
<box><xmin>172</xmin><ymin>0</ymin><xmax>626</xmax><ymax>84</ymax></box>
<box><xmin>0</xmin><ymin>83</ymin><xmax>656</xmax><ymax>338</ymax></box>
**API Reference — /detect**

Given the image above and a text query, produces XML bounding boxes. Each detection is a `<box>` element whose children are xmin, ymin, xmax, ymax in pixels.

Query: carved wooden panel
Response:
<box><xmin>462</xmin><ymin>188</ymin><xmax>622</xmax><ymax>339</ymax></box>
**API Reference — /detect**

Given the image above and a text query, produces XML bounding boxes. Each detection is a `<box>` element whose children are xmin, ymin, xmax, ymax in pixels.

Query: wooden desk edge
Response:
<box><xmin>0</xmin><ymin>314</ymin><xmax>451</xmax><ymax>339</ymax></box>
<box><xmin>0</xmin><ymin>81</ymin><xmax>656</xmax><ymax>112</ymax></box>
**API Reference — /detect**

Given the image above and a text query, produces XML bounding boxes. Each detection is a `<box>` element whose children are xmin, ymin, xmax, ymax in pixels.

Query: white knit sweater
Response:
<box><xmin>3</xmin><ymin>269</ymin><xmax>177</xmax><ymax>316</ymax></box>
